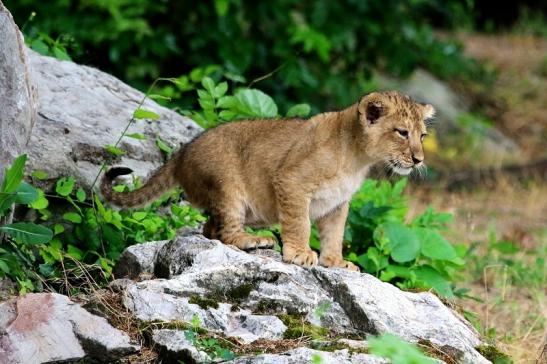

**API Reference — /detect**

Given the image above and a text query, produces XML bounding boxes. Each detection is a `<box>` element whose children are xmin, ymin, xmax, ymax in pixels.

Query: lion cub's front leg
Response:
<box><xmin>316</xmin><ymin>202</ymin><xmax>359</xmax><ymax>272</ymax></box>
<box><xmin>275</xmin><ymin>186</ymin><xmax>318</xmax><ymax>268</ymax></box>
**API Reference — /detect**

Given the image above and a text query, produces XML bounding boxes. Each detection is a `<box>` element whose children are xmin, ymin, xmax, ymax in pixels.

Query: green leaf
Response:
<box><xmin>216</xmin><ymin>95</ymin><xmax>236</xmax><ymax>108</ymax></box>
<box><xmin>414</xmin><ymin>265</ymin><xmax>454</xmax><ymax>298</ymax></box>
<box><xmin>1</xmin><ymin>154</ymin><xmax>27</xmax><ymax>193</ymax></box>
<box><xmin>30</xmin><ymin>39</ymin><xmax>49</xmax><ymax>55</ymax></box>
<box><xmin>53</xmin><ymin>47</ymin><xmax>71</xmax><ymax>61</ymax></box>
<box><xmin>14</xmin><ymin>182</ymin><xmax>39</xmax><ymax>204</ymax></box>
<box><xmin>125</xmin><ymin>133</ymin><xmax>148</xmax><ymax>140</ymax></box>
<box><xmin>76</xmin><ymin>188</ymin><xmax>86</xmax><ymax>202</ymax></box>
<box><xmin>213</xmin><ymin>82</ymin><xmax>228</xmax><ymax>98</ymax></box>
<box><xmin>357</xmin><ymin>247</ymin><xmax>388</xmax><ymax>273</ymax></box>
<box><xmin>133</xmin><ymin>108</ymin><xmax>159</xmax><ymax>120</ymax></box>
<box><xmin>148</xmin><ymin>94</ymin><xmax>172</xmax><ymax>101</ymax></box>
<box><xmin>155</xmin><ymin>138</ymin><xmax>173</xmax><ymax>154</ymax></box>
<box><xmin>233</xmin><ymin>89</ymin><xmax>278</xmax><ymax>118</ymax></box>
<box><xmin>55</xmin><ymin>177</ymin><xmax>75</xmax><ymax>197</ymax></box>
<box><xmin>105</xmin><ymin>145</ymin><xmax>125</xmax><ymax>156</ymax></box>
<box><xmin>369</xmin><ymin>334</ymin><xmax>437</xmax><ymax>364</ymax></box>
<box><xmin>29</xmin><ymin>189</ymin><xmax>48</xmax><ymax>210</ymax></box>
<box><xmin>0</xmin><ymin>222</ymin><xmax>53</xmax><ymax>244</ymax></box>
<box><xmin>31</xmin><ymin>170</ymin><xmax>48</xmax><ymax>180</ymax></box>
<box><xmin>286</xmin><ymin>103</ymin><xmax>311</xmax><ymax>118</ymax></box>
<box><xmin>54</xmin><ymin>223</ymin><xmax>65</xmax><ymax>235</ymax></box>
<box><xmin>201</xmin><ymin>76</ymin><xmax>216</xmax><ymax>95</ymax></box>
<box><xmin>67</xmin><ymin>245</ymin><xmax>83</xmax><ymax>260</ymax></box>
<box><xmin>0</xmin><ymin>259</ymin><xmax>10</xmax><ymax>274</ymax></box>
<box><xmin>132</xmin><ymin>211</ymin><xmax>147</xmax><ymax>221</ymax></box>
<box><xmin>417</xmin><ymin>228</ymin><xmax>458</xmax><ymax>261</ymax></box>
<box><xmin>377</xmin><ymin>221</ymin><xmax>420</xmax><ymax>263</ymax></box>
<box><xmin>63</xmin><ymin>212</ymin><xmax>82</xmax><ymax>224</ymax></box>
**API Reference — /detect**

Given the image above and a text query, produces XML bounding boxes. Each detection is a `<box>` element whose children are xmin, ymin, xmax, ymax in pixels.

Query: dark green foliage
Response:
<box><xmin>331</xmin><ymin>178</ymin><xmax>464</xmax><ymax>298</ymax></box>
<box><xmin>7</xmin><ymin>0</ymin><xmax>486</xmax><ymax>112</ymax></box>
<box><xmin>0</xmin><ymin>155</ymin><xmax>53</xmax><ymax>293</ymax></box>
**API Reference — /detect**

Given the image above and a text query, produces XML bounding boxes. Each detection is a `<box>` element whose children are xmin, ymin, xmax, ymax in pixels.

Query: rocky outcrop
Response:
<box><xmin>113</xmin><ymin>233</ymin><xmax>491</xmax><ymax>363</ymax></box>
<box><xmin>25</xmin><ymin>49</ymin><xmax>202</xmax><ymax>190</ymax></box>
<box><xmin>0</xmin><ymin>293</ymin><xmax>139</xmax><ymax>363</ymax></box>
<box><xmin>228</xmin><ymin>347</ymin><xmax>388</xmax><ymax>364</ymax></box>
<box><xmin>0</xmin><ymin>1</ymin><xmax>37</xmax><ymax>227</ymax></box>
<box><xmin>0</xmin><ymin>1</ymin><xmax>36</xmax><ymax>177</ymax></box>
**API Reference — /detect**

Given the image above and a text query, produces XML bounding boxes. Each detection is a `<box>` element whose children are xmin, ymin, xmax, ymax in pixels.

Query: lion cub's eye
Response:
<box><xmin>420</xmin><ymin>133</ymin><xmax>427</xmax><ymax>142</ymax></box>
<box><xmin>394</xmin><ymin>128</ymin><xmax>409</xmax><ymax>139</ymax></box>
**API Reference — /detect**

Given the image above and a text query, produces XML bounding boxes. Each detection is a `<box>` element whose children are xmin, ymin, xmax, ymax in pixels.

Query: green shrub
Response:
<box><xmin>342</xmin><ymin>178</ymin><xmax>465</xmax><ymax>297</ymax></box>
<box><xmin>7</xmin><ymin>0</ymin><xmax>486</xmax><ymax>112</ymax></box>
<box><xmin>0</xmin><ymin>155</ymin><xmax>53</xmax><ymax>293</ymax></box>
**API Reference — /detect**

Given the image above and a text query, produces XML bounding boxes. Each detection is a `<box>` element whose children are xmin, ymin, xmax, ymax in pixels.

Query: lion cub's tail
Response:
<box><xmin>100</xmin><ymin>158</ymin><xmax>179</xmax><ymax>208</ymax></box>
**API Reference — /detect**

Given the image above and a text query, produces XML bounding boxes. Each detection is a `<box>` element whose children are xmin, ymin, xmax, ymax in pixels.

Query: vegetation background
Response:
<box><xmin>2</xmin><ymin>0</ymin><xmax>546</xmax><ymax>362</ymax></box>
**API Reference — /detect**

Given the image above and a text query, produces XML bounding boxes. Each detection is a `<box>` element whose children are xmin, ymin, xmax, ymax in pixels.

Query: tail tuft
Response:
<box><xmin>105</xmin><ymin>167</ymin><xmax>134</xmax><ymax>179</ymax></box>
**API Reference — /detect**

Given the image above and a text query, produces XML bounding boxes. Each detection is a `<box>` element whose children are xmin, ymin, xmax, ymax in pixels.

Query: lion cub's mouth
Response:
<box><xmin>388</xmin><ymin>160</ymin><xmax>414</xmax><ymax>176</ymax></box>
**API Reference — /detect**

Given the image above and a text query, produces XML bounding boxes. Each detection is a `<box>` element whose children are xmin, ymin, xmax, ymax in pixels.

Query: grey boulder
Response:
<box><xmin>25</xmin><ymin>49</ymin><xmax>202</xmax><ymax>190</ymax></box>
<box><xmin>226</xmin><ymin>347</ymin><xmax>387</xmax><ymax>364</ymax></box>
<box><xmin>114</xmin><ymin>234</ymin><xmax>490</xmax><ymax>363</ymax></box>
<box><xmin>0</xmin><ymin>292</ymin><xmax>139</xmax><ymax>363</ymax></box>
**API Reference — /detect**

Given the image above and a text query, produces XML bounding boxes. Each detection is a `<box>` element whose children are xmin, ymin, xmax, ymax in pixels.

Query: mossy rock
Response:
<box><xmin>189</xmin><ymin>294</ymin><xmax>220</xmax><ymax>309</ymax></box>
<box><xmin>279</xmin><ymin>314</ymin><xmax>328</xmax><ymax>340</ymax></box>
<box><xmin>476</xmin><ymin>345</ymin><xmax>513</xmax><ymax>364</ymax></box>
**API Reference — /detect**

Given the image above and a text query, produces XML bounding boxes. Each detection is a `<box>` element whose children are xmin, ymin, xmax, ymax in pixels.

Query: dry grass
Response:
<box><xmin>408</xmin><ymin>179</ymin><xmax>546</xmax><ymax>363</ymax></box>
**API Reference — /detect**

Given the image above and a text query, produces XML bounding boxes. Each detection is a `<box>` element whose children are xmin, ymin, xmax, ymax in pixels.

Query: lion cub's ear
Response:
<box><xmin>421</xmin><ymin>103</ymin><xmax>436</xmax><ymax>120</ymax></box>
<box><xmin>358</xmin><ymin>94</ymin><xmax>387</xmax><ymax>125</ymax></box>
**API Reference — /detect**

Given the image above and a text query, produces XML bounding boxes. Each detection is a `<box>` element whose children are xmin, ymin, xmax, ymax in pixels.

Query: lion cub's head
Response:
<box><xmin>357</xmin><ymin>91</ymin><xmax>435</xmax><ymax>176</ymax></box>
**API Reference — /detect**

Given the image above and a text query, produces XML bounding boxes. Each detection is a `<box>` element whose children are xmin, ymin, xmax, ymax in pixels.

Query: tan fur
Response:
<box><xmin>101</xmin><ymin>91</ymin><xmax>434</xmax><ymax>270</ymax></box>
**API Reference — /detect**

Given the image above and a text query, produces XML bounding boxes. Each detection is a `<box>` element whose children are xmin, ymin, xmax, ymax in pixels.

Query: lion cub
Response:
<box><xmin>102</xmin><ymin>91</ymin><xmax>434</xmax><ymax>271</ymax></box>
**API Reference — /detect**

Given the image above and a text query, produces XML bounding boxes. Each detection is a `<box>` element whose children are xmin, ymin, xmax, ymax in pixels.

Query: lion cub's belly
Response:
<box><xmin>310</xmin><ymin>168</ymin><xmax>368</xmax><ymax>220</ymax></box>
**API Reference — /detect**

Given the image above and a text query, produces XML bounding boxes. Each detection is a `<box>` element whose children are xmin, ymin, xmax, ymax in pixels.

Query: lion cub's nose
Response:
<box><xmin>412</xmin><ymin>155</ymin><xmax>423</xmax><ymax>165</ymax></box>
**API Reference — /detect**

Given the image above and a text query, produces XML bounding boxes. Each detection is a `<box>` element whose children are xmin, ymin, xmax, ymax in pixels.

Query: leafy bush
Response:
<box><xmin>0</xmin><ymin>155</ymin><xmax>53</xmax><ymax>293</ymax></box>
<box><xmin>342</xmin><ymin>179</ymin><xmax>465</xmax><ymax>298</ymax></box>
<box><xmin>7</xmin><ymin>0</ymin><xmax>485</xmax><ymax>112</ymax></box>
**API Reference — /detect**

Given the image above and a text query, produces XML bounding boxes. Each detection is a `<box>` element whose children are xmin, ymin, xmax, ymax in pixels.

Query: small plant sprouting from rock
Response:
<box><xmin>183</xmin><ymin>315</ymin><xmax>236</xmax><ymax>361</ymax></box>
<box><xmin>368</xmin><ymin>334</ymin><xmax>437</xmax><ymax>364</ymax></box>
<box><xmin>313</xmin><ymin>300</ymin><xmax>332</xmax><ymax>321</ymax></box>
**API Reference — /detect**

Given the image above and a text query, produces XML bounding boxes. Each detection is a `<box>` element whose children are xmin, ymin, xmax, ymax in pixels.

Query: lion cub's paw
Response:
<box><xmin>283</xmin><ymin>247</ymin><xmax>318</xmax><ymax>268</ymax></box>
<box><xmin>320</xmin><ymin>256</ymin><xmax>360</xmax><ymax>272</ymax></box>
<box><xmin>228</xmin><ymin>234</ymin><xmax>276</xmax><ymax>250</ymax></box>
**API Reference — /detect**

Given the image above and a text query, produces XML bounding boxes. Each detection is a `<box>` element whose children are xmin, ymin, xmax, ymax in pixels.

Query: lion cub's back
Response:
<box><xmin>177</xmin><ymin>118</ymin><xmax>310</xmax><ymax>205</ymax></box>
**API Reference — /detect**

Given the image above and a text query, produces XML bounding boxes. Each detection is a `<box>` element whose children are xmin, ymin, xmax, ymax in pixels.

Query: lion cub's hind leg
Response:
<box><xmin>316</xmin><ymin>202</ymin><xmax>360</xmax><ymax>272</ymax></box>
<box><xmin>208</xmin><ymin>194</ymin><xmax>276</xmax><ymax>250</ymax></box>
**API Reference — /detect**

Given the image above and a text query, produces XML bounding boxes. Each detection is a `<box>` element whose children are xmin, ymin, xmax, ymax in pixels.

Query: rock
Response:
<box><xmin>25</xmin><ymin>49</ymin><xmax>202</xmax><ymax>190</ymax></box>
<box><xmin>0</xmin><ymin>2</ymin><xmax>37</xmax><ymax>226</ymax></box>
<box><xmin>123</xmin><ymin>280</ymin><xmax>286</xmax><ymax>344</ymax></box>
<box><xmin>154</xmin><ymin>233</ymin><xmax>218</xmax><ymax>278</ymax></box>
<box><xmin>115</xmin><ymin>234</ymin><xmax>490</xmax><ymax>363</ymax></box>
<box><xmin>113</xmin><ymin>240</ymin><xmax>168</xmax><ymax>279</ymax></box>
<box><xmin>0</xmin><ymin>292</ymin><xmax>139</xmax><ymax>363</ymax></box>
<box><xmin>128</xmin><ymin>235</ymin><xmax>356</xmax><ymax>335</ymax></box>
<box><xmin>0</xmin><ymin>277</ymin><xmax>16</xmax><ymax>301</ymax></box>
<box><xmin>314</xmin><ymin>269</ymin><xmax>488</xmax><ymax>364</ymax></box>
<box><xmin>151</xmin><ymin>329</ymin><xmax>210</xmax><ymax>364</ymax></box>
<box><xmin>226</xmin><ymin>347</ymin><xmax>388</xmax><ymax>364</ymax></box>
